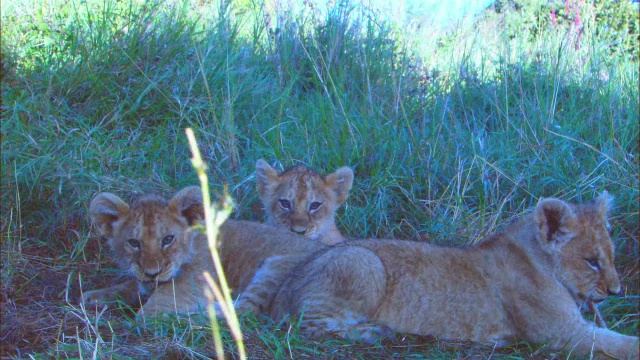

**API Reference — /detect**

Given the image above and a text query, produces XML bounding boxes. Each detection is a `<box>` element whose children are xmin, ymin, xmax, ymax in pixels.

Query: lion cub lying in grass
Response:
<box><xmin>256</xmin><ymin>159</ymin><xmax>354</xmax><ymax>245</ymax></box>
<box><xmin>247</xmin><ymin>192</ymin><xmax>638</xmax><ymax>358</ymax></box>
<box><xmin>81</xmin><ymin>186</ymin><xmax>324</xmax><ymax>316</ymax></box>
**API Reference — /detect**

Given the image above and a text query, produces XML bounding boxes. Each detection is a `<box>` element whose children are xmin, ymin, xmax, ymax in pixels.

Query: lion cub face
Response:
<box><xmin>550</xmin><ymin>192</ymin><xmax>621</xmax><ymax>307</ymax></box>
<box><xmin>90</xmin><ymin>187</ymin><xmax>204</xmax><ymax>287</ymax></box>
<box><xmin>256</xmin><ymin>159</ymin><xmax>354</xmax><ymax>245</ymax></box>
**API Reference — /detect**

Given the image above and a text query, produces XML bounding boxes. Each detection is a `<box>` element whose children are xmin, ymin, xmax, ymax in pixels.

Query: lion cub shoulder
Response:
<box><xmin>256</xmin><ymin>159</ymin><xmax>354</xmax><ymax>245</ymax></box>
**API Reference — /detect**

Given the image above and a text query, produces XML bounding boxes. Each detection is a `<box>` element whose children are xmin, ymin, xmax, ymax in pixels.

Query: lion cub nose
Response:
<box><xmin>145</xmin><ymin>269</ymin><xmax>162</xmax><ymax>278</ymax></box>
<box><xmin>289</xmin><ymin>226</ymin><xmax>307</xmax><ymax>235</ymax></box>
<box><xmin>607</xmin><ymin>286</ymin><xmax>621</xmax><ymax>296</ymax></box>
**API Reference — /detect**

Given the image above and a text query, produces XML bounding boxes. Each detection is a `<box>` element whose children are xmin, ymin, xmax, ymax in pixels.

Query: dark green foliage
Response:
<box><xmin>491</xmin><ymin>0</ymin><xmax>639</xmax><ymax>58</ymax></box>
<box><xmin>1</xmin><ymin>0</ymin><xmax>637</xmax><ymax>358</ymax></box>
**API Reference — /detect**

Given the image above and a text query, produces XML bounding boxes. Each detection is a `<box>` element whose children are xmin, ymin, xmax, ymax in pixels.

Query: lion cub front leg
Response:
<box><xmin>137</xmin><ymin>272</ymin><xmax>210</xmax><ymax>317</ymax></box>
<box><xmin>81</xmin><ymin>279</ymin><xmax>142</xmax><ymax>308</ymax></box>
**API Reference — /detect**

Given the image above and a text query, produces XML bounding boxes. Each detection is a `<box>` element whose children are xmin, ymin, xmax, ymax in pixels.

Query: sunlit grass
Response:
<box><xmin>2</xmin><ymin>0</ymin><xmax>637</xmax><ymax>358</ymax></box>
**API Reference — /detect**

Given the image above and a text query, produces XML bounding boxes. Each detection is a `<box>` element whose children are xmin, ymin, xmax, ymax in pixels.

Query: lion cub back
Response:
<box><xmin>255</xmin><ymin>159</ymin><xmax>354</xmax><ymax>245</ymax></box>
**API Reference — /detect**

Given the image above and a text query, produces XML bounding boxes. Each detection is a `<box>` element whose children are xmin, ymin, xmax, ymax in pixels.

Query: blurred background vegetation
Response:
<box><xmin>1</xmin><ymin>0</ymin><xmax>638</xmax><ymax>358</ymax></box>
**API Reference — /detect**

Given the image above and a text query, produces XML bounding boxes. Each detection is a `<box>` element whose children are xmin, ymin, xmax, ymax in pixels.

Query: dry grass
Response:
<box><xmin>2</xmin><ymin>0</ymin><xmax>638</xmax><ymax>358</ymax></box>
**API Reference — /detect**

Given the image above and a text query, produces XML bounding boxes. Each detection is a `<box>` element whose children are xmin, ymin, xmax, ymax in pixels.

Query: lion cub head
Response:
<box><xmin>534</xmin><ymin>192</ymin><xmax>621</xmax><ymax>309</ymax></box>
<box><xmin>256</xmin><ymin>159</ymin><xmax>354</xmax><ymax>245</ymax></box>
<box><xmin>90</xmin><ymin>186</ymin><xmax>204</xmax><ymax>287</ymax></box>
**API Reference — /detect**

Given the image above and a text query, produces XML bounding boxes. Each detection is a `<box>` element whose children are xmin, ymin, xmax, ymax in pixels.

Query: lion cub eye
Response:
<box><xmin>127</xmin><ymin>239</ymin><xmax>141</xmax><ymax>249</ymax></box>
<box><xmin>162</xmin><ymin>235</ymin><xmax>175</xmax><ymax>248</ymax></box>
<box><xmin>279</xmin><ymin>199</ymin><xmax>292</xmax><ymax>210</ymax></box>
<box><xmin>585</xmin><ymin>258</ymin><xmax>600</xmax><ymax>271</ymax></box>
<box><xmin>309</xmin><ymin>202</ymin><xmax>322</xmax><ymax>211</ymax></box>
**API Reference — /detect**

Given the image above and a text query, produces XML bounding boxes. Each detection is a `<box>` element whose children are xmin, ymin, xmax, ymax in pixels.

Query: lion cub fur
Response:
<box><xmin>248</xmin><ymin>193</ymin><xmax>638</xmax><ymax>358</ymax></box>
<box><xmin>81</xmin><ymin>186</ymin><xmax>324</xmax><ymax>316</ymax></box>
<box><xmin>256</xmin><ymin>159</ymin><xmax>353</xmax><ymax>245</ymax></box>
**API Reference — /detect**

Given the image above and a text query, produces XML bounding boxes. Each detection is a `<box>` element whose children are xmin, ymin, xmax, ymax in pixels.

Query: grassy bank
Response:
<box><xmin>2</xmin><ymin>0</ymin><xmax>638</xmax><ymax>358</ymax></box>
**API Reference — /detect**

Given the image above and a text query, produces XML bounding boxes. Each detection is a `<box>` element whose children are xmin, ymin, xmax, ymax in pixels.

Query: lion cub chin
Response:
<box><xmin>256</xmin><ymin>159</ymin><xmax>353</xmax><ymax>245</ymax></box>
<box><xmin>260</xmin><ymin>192</ymin><xmax>638</xmax><ymax>359</ymax></box>
<box><xmin>80</xmin><ymin>186</ymin><xmax>323</xmax><ymax>316</ymax></box>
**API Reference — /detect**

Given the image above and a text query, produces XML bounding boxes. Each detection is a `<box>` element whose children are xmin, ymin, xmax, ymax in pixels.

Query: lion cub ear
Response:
<box><xmin>170</xmin><ymin>186</ymin><xmax>204</xmax><ymax>225</ymax></box>
<box><xmin>90</xmin><ymin>193</ymin><xmax>130</xmax><ymax>238</ymax></box>
<box><xmin>594</xmin><ymin>191</ymin><xmax>613</xmax><ymax>218</ymax></box>
<box><xmin>533</xmin><ymin>198</ymin><xmax>578</xmax><ymax>252</ymax></box>
<box><xmin>255</xmin><ymin>159</ymin><xmax>280</xmax><ymax>198</ymax></box>
<box><xmin>325</xmin><ymin>166</ymin><xmax>354</xmax><ymax>204</ymax></box>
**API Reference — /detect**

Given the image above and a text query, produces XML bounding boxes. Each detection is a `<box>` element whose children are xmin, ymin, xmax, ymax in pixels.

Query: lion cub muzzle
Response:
<box><xmin>289</xmin><ymin>225</ymin><xmax>309</xmax><ymax>236</ymax></box>
<box><xmin>288</xmin><ymin>215</ymin><xmax>313</xmax><ymax>236</ymax></box>
<box><xmin>142</xmin><ymin>267</ymin><xmax>162</xmax><ymax>280</ymax></box>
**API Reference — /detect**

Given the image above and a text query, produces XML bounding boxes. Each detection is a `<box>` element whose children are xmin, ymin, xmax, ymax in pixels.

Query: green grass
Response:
<box><xmin>1</xmin><ymin>0</ymin><xmax>638</xmax><ymax>358</ymax></box>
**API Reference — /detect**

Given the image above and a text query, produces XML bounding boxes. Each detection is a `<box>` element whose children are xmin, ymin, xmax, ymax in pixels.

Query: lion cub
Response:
<box><xmin>259</xmin><ymin>193</ymin><xmax>638</xmax><ymax>358</ymax></box>
<box><xmin>256</xmin><ymin>159</ymin><xmax>354</xmax><ymax>245</ymax></box>
<box><xmin>81</xmin><ymin>186</ymin><xmax>323</xmax><ymax>316</ymax></box>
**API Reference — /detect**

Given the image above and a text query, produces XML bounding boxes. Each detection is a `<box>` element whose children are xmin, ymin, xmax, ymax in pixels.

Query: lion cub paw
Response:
<box><xmin>80</xmin><ymin>289</ymin><xmax>113</xmax><ymax>306</ymax></box>
<box><xmin>79</xmin><ymin>280</ymin><xmax>141</xmax><ymax>308</ymax></box>
<box><xmin>343</xmin><ymin>322</ymin><xmax>396</xmax><ymax>344</ymax></box>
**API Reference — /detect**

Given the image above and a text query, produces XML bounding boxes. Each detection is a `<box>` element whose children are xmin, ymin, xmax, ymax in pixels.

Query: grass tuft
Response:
<box><xmin>2</xmin><ymin>0</ymin><xmax>637</xmax><ymax>358</ymax></box>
